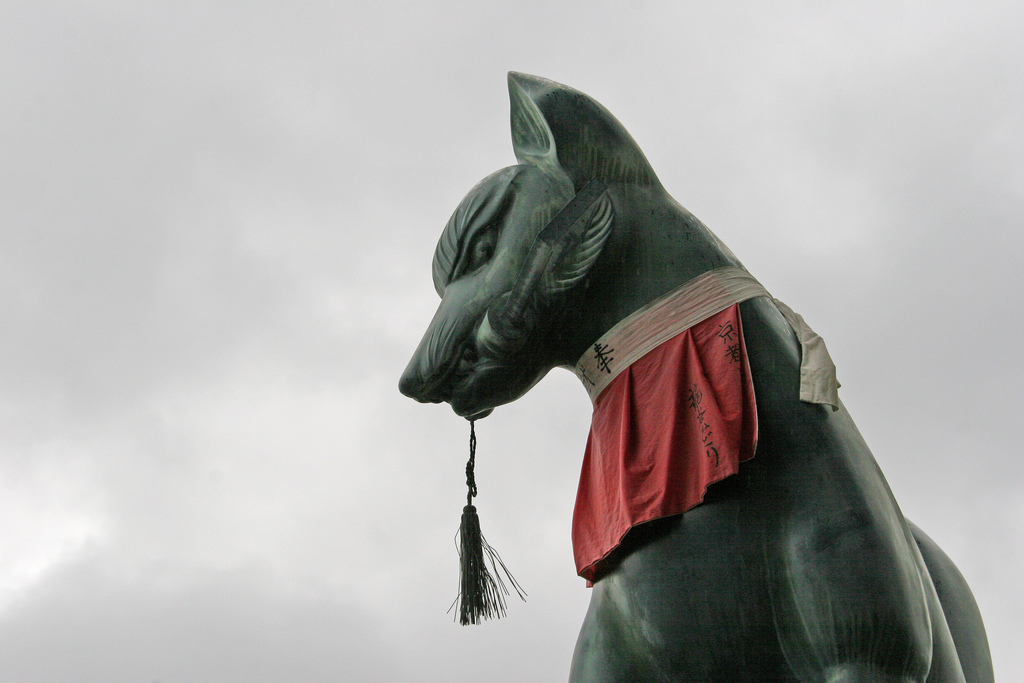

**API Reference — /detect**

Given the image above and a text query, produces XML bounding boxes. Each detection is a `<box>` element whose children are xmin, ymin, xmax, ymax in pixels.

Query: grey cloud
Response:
<box><xmin>1</xmin><ymin>1</ymin><xmax>1021</xmax><ymax>681</ymax></box>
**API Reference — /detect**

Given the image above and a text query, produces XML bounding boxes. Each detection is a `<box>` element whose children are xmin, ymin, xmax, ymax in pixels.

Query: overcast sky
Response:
<box><xmin>1</xmin><ymin>2</ymin><xmax>1021</xmax><ymax>681</ymax></box>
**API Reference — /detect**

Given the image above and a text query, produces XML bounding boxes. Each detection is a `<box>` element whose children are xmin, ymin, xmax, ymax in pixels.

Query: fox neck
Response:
<box><xmin>551</xmin><ymin>184</ymin><xmax>742</xmax><ymax>368</ymax></box>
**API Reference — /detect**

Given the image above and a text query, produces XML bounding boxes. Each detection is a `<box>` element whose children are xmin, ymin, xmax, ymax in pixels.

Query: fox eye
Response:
<box><xmin>462</xmin><ymin>227</ymin><xmax>498</xmax><ymax>274</ymax></box>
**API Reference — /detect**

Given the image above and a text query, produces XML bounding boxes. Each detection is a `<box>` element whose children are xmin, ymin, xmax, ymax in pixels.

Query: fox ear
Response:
<box><xmin>507</xmin><ymin>72</ymin><xmax>660</xmax><ymax>192</ymax></box>
<box><xmin>509</xmin><ymin>74</ymin><xmax>560</xmax><ymax>170</ymax></box>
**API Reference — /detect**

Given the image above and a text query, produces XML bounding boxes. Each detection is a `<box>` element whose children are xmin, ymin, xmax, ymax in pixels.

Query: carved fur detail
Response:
<box><xmin>542</xmin><ymin>191</ymin><xmax>614</xmax><ymax>296</ymax></box>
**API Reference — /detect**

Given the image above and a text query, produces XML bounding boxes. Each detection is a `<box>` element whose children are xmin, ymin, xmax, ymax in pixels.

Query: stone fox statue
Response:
<box><xmin>399</xmin><ymin>73</ymin><xmax>993</xmax><ymax>682</ymax></box>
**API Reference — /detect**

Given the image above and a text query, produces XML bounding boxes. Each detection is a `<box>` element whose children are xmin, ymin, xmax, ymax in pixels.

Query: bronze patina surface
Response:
<box><xmin>400</xmin><ymin>73</ymin><xmax>992</xmax><ymax>682</ymax></box>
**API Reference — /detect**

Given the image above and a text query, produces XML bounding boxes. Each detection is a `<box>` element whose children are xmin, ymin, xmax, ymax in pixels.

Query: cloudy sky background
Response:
<box><xmin>2</xmin><ymin>1</ymin><xmax>1021</xmax><ymax>681</ymax></box>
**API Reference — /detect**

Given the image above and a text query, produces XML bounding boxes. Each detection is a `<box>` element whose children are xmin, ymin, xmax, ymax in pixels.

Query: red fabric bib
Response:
<box><xmin>572</xmin><ymin>304</ymin><xmax>758</xmax><ymax>583</ymax></box>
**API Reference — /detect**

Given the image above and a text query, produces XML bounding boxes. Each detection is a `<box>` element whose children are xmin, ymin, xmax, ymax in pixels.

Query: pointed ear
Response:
<box><xmin>507</xmin><ymin>72</ymin><xmax>661</xmax><ymax>191</ymax></box>
<box><xmin>509</xmin><ymin>73</ymin><xmax>559</xmax><ymax>169</ymax></box>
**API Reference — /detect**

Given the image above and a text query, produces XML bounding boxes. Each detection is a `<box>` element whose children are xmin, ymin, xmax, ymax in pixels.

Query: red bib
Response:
<box><xmin>572</xmin><ymin>304</ymin><xmax>758</xmax><ymax>583</ymax></box>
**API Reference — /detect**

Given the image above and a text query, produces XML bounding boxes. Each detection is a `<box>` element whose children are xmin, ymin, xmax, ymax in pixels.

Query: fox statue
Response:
<box><xmin>399</xmin><ymin>73</ymin><xmax>993</xmax><ymax>682</ymax></box>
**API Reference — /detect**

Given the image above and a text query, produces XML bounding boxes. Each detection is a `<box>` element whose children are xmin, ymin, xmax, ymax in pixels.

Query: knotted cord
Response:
<box><xmin>451</xmin><ymin>418</ymin><xmax>525</xmax><ymax>625</ymax></box>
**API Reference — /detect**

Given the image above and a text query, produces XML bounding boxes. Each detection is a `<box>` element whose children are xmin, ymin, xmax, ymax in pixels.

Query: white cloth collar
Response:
<box><xmin>573</xmin><ymin>266</ymin><xmax>839</xmax><ymax>410</ymax></box>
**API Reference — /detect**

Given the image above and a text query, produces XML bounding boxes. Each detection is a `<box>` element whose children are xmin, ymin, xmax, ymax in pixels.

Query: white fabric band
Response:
<box><xmin>573</xmin><ymin>266</ymin><xmax>840</xmax><ymax>410</ymax></box>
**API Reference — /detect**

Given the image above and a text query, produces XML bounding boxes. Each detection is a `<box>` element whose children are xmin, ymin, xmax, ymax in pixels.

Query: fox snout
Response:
<box><xmin>398</xmin><ymin>344</ymin><xmax>465</xmax><ymax>404</ymax></box>
<box><xmin>399</xmin><ymin>276</ymin><xmax>490</xmax><ymax>406</ymax></box>
<box><xmin>398</xmin><ymin>363</ymin><xmax>444</xmax><ymax>404</ymax></box>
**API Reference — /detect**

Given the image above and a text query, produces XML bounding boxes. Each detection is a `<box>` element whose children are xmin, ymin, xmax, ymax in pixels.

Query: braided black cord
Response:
<box><xmin>465</xmin><ymin>419</ymin><xmax>477</xmax><ymax>505</ymax></box>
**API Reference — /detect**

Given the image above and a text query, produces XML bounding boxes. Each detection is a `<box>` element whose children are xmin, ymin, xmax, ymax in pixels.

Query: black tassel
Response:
<box><xmin>451</xmin><ymin>419</ymin><xmax>525</xmax><ymax>625</ymax></box>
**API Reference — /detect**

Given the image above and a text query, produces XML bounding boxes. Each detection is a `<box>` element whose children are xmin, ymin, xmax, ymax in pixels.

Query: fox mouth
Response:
<box><xmin>399</xmin><ymin>311</ymin><xmax>514</xmax><ymax>420</ymax></box>
<box><xmin>448</xmin><ymin>349</ymin><xmax>500</xmax><ymax>413</ymax></box>
<box><xmin>407</xmin><ymin>340</ymin><xmax>484</xmax><ymax>404</ymax></box>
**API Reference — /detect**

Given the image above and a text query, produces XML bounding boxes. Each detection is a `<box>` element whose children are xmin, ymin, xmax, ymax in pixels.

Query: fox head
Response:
<box><xmin>399</xmin><ymin>73</ymin><xmax>702</xmax><ymax>419</ymax></box>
